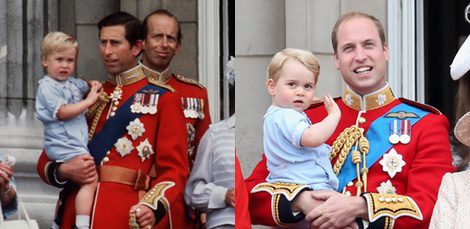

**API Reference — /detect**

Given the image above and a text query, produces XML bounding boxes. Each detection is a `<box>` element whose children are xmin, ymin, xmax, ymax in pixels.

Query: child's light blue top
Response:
<box><xmin>263</xmin><ymin>105</ymin><xmax>339</xmax><ymax>190</ymax></box>
<box><xmin>35</xmin><ymin>75</ymin><xmax>89</xmax><ymax>161</ymax></box>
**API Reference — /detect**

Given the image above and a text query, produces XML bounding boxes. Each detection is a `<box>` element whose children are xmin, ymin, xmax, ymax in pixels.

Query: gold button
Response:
<box><xmin>103</xmin><ymin>157</ymin><xmax>110</xmax><ymax>163</ymax></box>
<box><xmin>359</xmin><ymin>117</ymin><xmax>366</xmax><ymax>124</ymax></box>
<box><xmin>347</xmin><ymin>181</ymin><xmax>354</xmax><ymax>187</ymax></box>
<box><xmin>345</xmin><ymin>191</ymin><xmax>351</xmax><ymax>196</ymax></box>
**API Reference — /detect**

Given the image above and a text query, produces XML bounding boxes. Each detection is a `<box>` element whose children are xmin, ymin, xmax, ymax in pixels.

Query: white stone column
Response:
<box><xmin>0</xmin><ymin>0</ymin><xmax>7</xmax><ymax>123</ymax></box>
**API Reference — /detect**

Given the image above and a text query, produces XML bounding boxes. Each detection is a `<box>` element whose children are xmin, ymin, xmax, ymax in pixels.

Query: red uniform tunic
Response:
<box><xmin>245</xmin><ymin>85</ymin><xmax>455</xmax><ymax>228</ymax></box>
<box><xmin>141</xmin><ymin>64</ymin><xmax>211</xmax><ymax>169</ymax></box>
<box><xmin>235</xmin><ymin>155</ymin><xmax>252</xmax><ymax>229</ymax></box>
<box><xmin>37</xmin><ymin>66</ymin><xmax>192</xmax><ymax>228</ymax></box>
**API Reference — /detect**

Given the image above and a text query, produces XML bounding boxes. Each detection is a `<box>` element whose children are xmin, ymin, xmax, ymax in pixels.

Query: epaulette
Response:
<box><xmin>174</xmin><ymin>74</ymin><xmax>204</xmax><ymax>89</ymax></box>
<box><xmin>399</xmin><ymin>98</ymin><xmax>442</xmax><ymax>115</ymax></box>
<box><xmin>148</xmin><ymin>77</ymin><xmax>175</xmax><ymax>92</ymax></box>
<box><xmin>306</xmin><ymin>96</ymin><xmax>341</xmax><ymax>110</ymax></box>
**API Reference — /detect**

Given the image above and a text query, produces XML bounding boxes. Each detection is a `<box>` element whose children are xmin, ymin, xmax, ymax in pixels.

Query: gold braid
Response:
<box><xmin>331</xmin><ymin>125</ymin><xmax>364</xmax><ymax>175</ymax></box>
<box><xmin>359</xmin><ymin>136</ymin><xmax>370</xmax><ymax>191</ymax></box>
<box><xmin>87</xmin><ymin>92</ymin><xmax>110</xmax><ymax>140</ymax></box>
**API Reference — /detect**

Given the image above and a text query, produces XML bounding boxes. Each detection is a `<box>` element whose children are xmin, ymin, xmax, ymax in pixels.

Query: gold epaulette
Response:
<box><xmin>251</xmin><ymin>182</ymin><xmax>309</xmax><ymax>201</ymax></box>
<box><xmin>174</xmin><ymin>74</ymin><xmax>204</xmax><ymax>89</ymax></box>
<box><xmin>148</xmin><ymin>77</ymin><xmax>175</xmax><ymax>92</ymax></box>
<box><xmin>306</xmin><ymin>97</ymin><xmax>341</xmax><ymax>110</ymax></box>
<box><xmin>399</xmin><ymin>98</ymin><xmax>442</xmax><ymax>115</ymax></box>
<box><xmin>362</xmin><ymin>193</ymin><xmax>423</xmax><ymax>223</ymax></box>
<box><xmin>139</xmin><ymin>181</ymin><xmax>175</xmax><ymax>211</ymax></box>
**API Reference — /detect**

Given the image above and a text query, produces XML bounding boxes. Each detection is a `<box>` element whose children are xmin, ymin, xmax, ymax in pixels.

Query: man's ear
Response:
<box><xmin>132</xmin><ymin>40</ymin><xmax>144</xmax><ymax>57</ymax></box>
<box><xmin>175</xmin><ymin>42</ymin><xmax>182</xmax><ymax>54</ymax></box>
<box><xmin>333</xmin><ymin>52</ymin><xmax>340</xmax><ymax>69</ymax></box>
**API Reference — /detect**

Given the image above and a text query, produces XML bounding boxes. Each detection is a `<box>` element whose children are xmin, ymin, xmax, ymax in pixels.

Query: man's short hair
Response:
<box><xmin>41</xmin><ymin>31</ymin><xmax>78</xmax><ymax>60</ymax></box>
<box><xmin>331</xmin><ymin>12</ymin><xmax>386</xmax><ymax>53</ymax></box>
<box><xmin>142</xmin><ymin>9</ymin><xmax>182</xmax><ymax>44</ymax></box>
<box><xmin>97</xmin><ymin>11</ymin><xmax>143</xmax><ymax>46</ymax></box>
<box><xmin>267</xmin><ymin>48</ymin><xmax>320</xmax><ymax>83</ymax></box>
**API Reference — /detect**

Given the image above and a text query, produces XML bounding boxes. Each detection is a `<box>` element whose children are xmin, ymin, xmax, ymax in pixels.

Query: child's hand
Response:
<box><xmin>323</xmin><ymin>95</ymin><xmax>341</xmax><ymax>118</ymax></box>
<box><xmin>225</xmin><ymin>188</ymin><xmax>235</xmax><ymax>207</ymax></box>
<box><xmin>88</xmin><ymin>80</ymin><xmax>102</xmax><ymax>90</ymax></box>
<box><xmin>85</xmin><ymin>84</ymin><xmax>101</xmax><ymax>105</ymax></box>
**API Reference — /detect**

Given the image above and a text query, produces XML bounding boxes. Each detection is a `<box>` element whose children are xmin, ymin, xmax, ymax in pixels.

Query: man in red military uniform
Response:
<box><xmin>36</xmin><ymin>12</ymin><xmax>192</xmax><ymax>228</ymax></box>
<box><xmin>245</xmin><ymin>12</ymin><xmax>455</xmax><ymax>228</ymax></box>
<box><xmin>139</xmin><ymin>9</ymin><xmax>211</xmax><ymax>168</ymax></box>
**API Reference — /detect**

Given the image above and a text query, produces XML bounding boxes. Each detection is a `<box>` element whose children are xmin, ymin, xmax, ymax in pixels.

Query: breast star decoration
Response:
<box><xmin>126</xmin><ymin>118</ymin><xmax>145</xmax><ymax>140</ymax></box>
<box><xmin>114</xmin><ymin>136</ymin><xmax>134</xmax><ymax>157</ymax></box>
<box><xmin>136</xmin><ymin>139</ymin><xmax>154</xmax><ymax>162</ymax></box>
<box><xmin>379</xmin><ymin>148</ymin><xmax>406</xmax><ymax>178</ymax></box>
<box><xmin>376</xmin><ymin>179</ymin><xmax>397</xmax><ymax>194</ymax></box>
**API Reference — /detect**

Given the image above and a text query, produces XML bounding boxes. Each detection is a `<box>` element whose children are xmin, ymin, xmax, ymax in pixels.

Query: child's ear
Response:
<box><xmin>267</xmin><ymin>79</ymin><xmax>276</xmax><ymax>95</ymax></box>
<box><xmin>41</xmin><ymin>59</ymin><xmax>48</xmax><ymax>68</ymax></box>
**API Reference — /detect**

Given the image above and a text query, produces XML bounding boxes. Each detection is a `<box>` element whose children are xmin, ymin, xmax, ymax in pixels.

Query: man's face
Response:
<box><xmin>99</xmin><ymin>25</ymin><xmax>141</xmax><ymax>75</ymax></box>
<box><xmin>142</xmin><ymin>14</ymin><xmax>180</xmax><ymax>72</ymax></box>
<box><xmin>334</xmin><ymin>16</ymin><xmax>389</xmax><ymax>95</ymax></box>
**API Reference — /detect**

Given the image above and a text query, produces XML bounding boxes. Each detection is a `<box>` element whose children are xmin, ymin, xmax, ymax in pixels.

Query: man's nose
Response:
<box><xmin>103</xmin><ymin>43</ymin><xmax>113</xmax><ymax>55</ymax></box>
<box><xmin>354</xmin><ymin>47</ymin><xmax>367</xmax><ymax>62</ymax></box>
<box><xmin>160</xmin><ymin>36</ymin><xmax>169</xmax><ymax>47</ymax></box>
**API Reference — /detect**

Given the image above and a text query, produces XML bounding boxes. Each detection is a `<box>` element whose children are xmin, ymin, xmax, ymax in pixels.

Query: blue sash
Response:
<box><xmin>88</xmin><ymin>84</ymin><xmax>169</xmax><ymax>165</ymax></box>
<box><xmin>336</xmin><ymin>103</ymin><xmax>430</xmax><ymax>191</ymax></box>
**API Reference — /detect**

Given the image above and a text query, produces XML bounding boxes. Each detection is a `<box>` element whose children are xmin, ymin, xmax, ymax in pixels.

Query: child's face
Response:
<box><xmin>267</xmin><ymin>59</ymin><xmax>317</xmax><ymax>112</ymax></box>
<box><xmin>42</xmin><ymin>48</ymin><xmax>77</xmax><ymax>81</ymax></box>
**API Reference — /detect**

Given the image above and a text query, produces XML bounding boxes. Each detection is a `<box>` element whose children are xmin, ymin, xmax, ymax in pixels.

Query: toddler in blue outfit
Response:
<box><xmin>35</xmin><ymin>32</ymin><xmax>101</xmax><ymax>229</ymax></box>
<box><xmin>264</xmin><ymin>48</ymin><xmax>341</xmax><ymax>191</ymax></box>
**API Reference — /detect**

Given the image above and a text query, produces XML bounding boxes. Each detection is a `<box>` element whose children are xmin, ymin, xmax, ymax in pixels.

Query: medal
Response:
<box><xmin>198</xmin><ymin>99</ymin><xmax>205</xmax><ymax>119</ymax></box>
<box><xmin>189</xmin><ymin>98</ymin><xmax>197</xmax><ymax>118</ymax></box>
<box><xmin>182</xmin><ymin>97</ymin><xmax>190</xmax><ymax>118</ymax></box>
<box><xmin>389</xmin><ymin>120</ymin><xmax>400</xmax><ymax>144</ymax></box>
<box><xmin>131</xmin><ymin>93</ymin><xmax>144</xmax><ymax>113</ymax></box>
<box><xmin>148</xmin><ymin>94</ymin><xmax>158</xmax><ymax>115</ymax></box>
<box><xmin>400</xmin><ymin>120</ymin><xmax>411</xmax><ymax>144</ymax></box>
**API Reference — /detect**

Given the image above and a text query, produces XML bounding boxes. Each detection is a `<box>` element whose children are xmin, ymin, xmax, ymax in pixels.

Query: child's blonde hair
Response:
<box><xmin>267</xmin><ymin>48</ymin><xmax>320</xmax><ymax>83</ymax></box>
<box><xmin>41</xmin><ymin>31</ymin><xmax>78</xmax><ymax>60</ymax></box>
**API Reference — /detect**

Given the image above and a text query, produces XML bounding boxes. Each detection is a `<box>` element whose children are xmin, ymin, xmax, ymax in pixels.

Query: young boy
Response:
<box><xmin>264</xmin><ymin>48</ymin><xmax>341</xmax><ymax>191</ymax></box>
<box><xmin>35</xmin><ymin>31</ymin><xmax>100</xmax><ymax>229</ymax></box>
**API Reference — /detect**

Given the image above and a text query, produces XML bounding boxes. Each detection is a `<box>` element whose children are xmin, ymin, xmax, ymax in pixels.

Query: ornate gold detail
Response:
<box><xmin>175</xmin><ymin>74</ymin><xmax>204</xmax><ymax>88</ymax></box>
<box><xmin>385</xmin><ymin>111</ymin><xmax>419</xmax><ymax>119</ymax></box>
<box><xmin>251</xmin><ymin>182</ymin><xmax>309</xmax><ymax>201</ymax></box>
<box><xmin>109</xmin><ymin>65</ymin><xmax>146</xmax><ymax>86</ymax></box>
<box><xmin>363</xmin><ymin>193</ymin><xmax>423</xmax><ymax>222</ymax></box>
<box><xmin>140</xmin><ymin>62</ymin><xmax>172</xmax><ymax>83</ymax></box>
<box><xmin>342</xmin><ymin>85</ymin><xmax>395</xmax><ymax>111</ymax></box>
<box><xmin>330</xmin><ymin>125</ymin><xmax>363</xmax><ymax>174</ymax></box>
<box><xmin>330</xmin><ymin>122</ymin><xmax>370</xmax><ymax>193</ymax></box>
<box><xmin>139</xmin><ymin>181</ymin><xmax>175</xmax><ymax>211</ymax></box>
<box><xmin>147</xmin><ymin>76</ymin><xmax>175</xmax><ymax>92</ymax></box>
<box><xmin>87</xmin><ymin>94</ymin><xmax>109</xmax><ymax>140</ymax></box>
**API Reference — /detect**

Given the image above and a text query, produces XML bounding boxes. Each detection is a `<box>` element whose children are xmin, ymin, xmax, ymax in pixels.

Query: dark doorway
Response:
<box><xmin>424</xmin><ymin>0</ymin><xmax>470</xmax><ymax>125</ymax></box>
